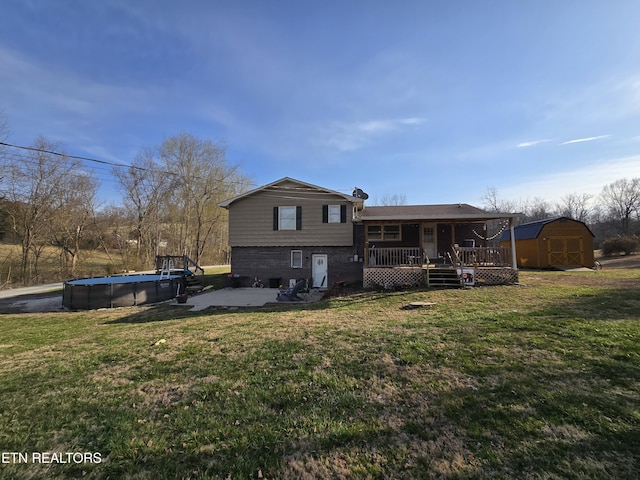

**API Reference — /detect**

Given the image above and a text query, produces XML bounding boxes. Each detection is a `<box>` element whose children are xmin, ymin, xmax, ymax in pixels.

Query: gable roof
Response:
<box><xmin>361</xmin><ymin>204</ymin><xmax>516</xmax><ymax>222</ymax></box>
<box><xmin>500</xmin><ymin>216</ymin><xmax>595</xmax><ymax>241</ymax></box>
<box><xmin>217</xmin><ymin>177</ymin><xmax>361</xmax><ymax>208</ymax></box>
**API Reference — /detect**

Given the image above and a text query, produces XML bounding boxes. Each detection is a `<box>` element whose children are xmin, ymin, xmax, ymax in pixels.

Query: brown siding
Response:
<box><xmin>228</xmin><ymin>186</ymin><xmax>354</xmax><ymax>247</ymax></box>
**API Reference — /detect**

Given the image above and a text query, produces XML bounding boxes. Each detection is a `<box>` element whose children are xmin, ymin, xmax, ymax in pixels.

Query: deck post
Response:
<box><xmin>509</xmin><ymin>218</ymin><xmax>518</xmax><ymax>271</ymax></box>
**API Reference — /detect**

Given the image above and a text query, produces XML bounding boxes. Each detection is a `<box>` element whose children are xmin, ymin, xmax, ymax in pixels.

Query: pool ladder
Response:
<box><xmin>159</xmin><ymin>259</ymin><xmax>174</xmax><ymax>280</ymax></box>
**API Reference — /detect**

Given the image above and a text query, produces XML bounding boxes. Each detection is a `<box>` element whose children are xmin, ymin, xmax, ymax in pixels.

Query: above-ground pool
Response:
<box><xmin>63</xmin><ymin>274</ymin><xmax>183</xmax><ymax>310</ymax></box>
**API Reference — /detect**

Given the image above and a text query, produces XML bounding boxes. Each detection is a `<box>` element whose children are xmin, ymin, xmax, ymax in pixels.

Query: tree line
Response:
<box><xmin>482</xmin><ymin>179</ymin><xmax>640</xmax><ymax>247</ymax></box>
<box><xmin>0</xmin><ymin>130</ymin><xmax>251</xmax><ymax>286</ymax></box>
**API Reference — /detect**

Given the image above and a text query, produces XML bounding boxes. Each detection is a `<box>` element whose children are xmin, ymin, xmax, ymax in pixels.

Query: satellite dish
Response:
<box><xmin>352</xmin><ymin>188</ymin><xmax>369</xmax><ymax>200</ymax></box>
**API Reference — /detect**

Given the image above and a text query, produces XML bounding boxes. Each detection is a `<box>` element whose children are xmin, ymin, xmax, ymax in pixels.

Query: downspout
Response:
<box><xmin>509</xmin><ymin>217</ymin><xmax>518</xmax><ymax>271</ymax></box>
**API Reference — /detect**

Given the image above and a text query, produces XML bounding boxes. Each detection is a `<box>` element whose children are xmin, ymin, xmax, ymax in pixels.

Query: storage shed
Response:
<box><xmin>500</xmin><ymin>217</ymin><xmax>595</xmax><ymax>269</ymax></box>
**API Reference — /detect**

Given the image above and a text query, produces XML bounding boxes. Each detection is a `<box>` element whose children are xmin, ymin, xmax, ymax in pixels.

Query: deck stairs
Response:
<box><xmin>425</xmin><ymin>267</ymin><xmax>463</xmax><ymax>288</ymax></box>
<box><xmin>183</xmin><ymin>274</ymin><xmax>204</xmax><ymax>294</ymax></box>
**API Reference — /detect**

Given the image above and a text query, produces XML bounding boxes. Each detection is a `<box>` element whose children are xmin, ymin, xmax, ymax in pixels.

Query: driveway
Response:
<box><xmin>0</xmin><ymin>283</ymin><xmax>62</xmax><ymax>299</ymax></box>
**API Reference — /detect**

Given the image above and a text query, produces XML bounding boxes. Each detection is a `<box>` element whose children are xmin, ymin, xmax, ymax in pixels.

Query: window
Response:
<box><xmin>322</xmin><ymin>204</ymin><xmax>347</xmax><ymax>223</ymax></box>
<box><xmin>423</xmin><ymin>227</ymin><xmax>434</xmax><ymax>243</ymax></box>
<box><xmin>274</xmin><ymin>206</ymin><xmax>302</xmax><ymax>230</ymax></box>
<box><xmin>367</xmin><ymin>224</ymin><xmax>401</xmax><ymax>241</ymax></box>
<box><xmin>367</xmin><ymin>225</ymin><xmax>383</xmax><ymax>240</ymax></box>
<box><xmin>291</xmin><ymin>250</ymin><xmax>303</xmax><ymax>268</ymax></box>
<box><xmin>328</xmin><ymin>205</ymin><xmax>341</xmax><ymax>223</ymax></box>
<box><xmin>279</xmin><ymin>206</ymin><xmax>296</xmax><ymax>230</ymax></box>
<box><xmin>384</xmin><ymin>225</ymin><xmax>401</xmax><ymax>240</ymax></box>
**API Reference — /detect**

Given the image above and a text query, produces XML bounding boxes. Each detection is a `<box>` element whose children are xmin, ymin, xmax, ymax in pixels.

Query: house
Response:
<box><xmin>500</xmin><ymin>216</ymin><xmax>595</xmax><ymax>269</ymax></box>
<box><xmin>218</xmin><ymin>177</ymin><xmax>521</xmax><ymax>289</ymax></box>
<box><xmin>217</xmin><ymin>177</ymin><xmax>365</xmax><ymax>288</ymax></box>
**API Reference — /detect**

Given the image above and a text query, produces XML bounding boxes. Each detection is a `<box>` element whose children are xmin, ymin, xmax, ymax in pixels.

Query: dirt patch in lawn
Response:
<box><xmin>596</xmin><ymin>253</ymin><xmax>640</xmax><ymax>269</ymax></box>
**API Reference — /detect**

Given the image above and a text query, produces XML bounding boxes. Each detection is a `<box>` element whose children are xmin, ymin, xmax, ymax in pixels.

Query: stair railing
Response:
<box><xmin>184</xmin><ymin>256</ymin><xmax>205</xmax><ymax>276</ymax></box>
<box><xmin>424</xmin><ymin>252</ymin><xmax>430</xmax><ymax>287</ymax></box>
<box><xmin>450</xmin><ymin>248</ymin><xmax>465</xmax><ymax>287</ymax></box>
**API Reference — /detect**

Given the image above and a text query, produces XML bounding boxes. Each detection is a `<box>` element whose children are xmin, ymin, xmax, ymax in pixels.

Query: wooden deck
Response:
<box><xmin>365</xmin><ymin>246</ymin><xmax>512</xmax><ymax>267</ymax></box>
<box><xmin>363</xmin><ymin>247</ymin><xmax>517</xmax><ymax>288</ymax></box>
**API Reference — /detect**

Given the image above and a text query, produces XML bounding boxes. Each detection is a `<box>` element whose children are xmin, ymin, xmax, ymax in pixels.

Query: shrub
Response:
<box><xmin>600</xmin><ymin>235</ymin><xmax>640</xmax><ymax>256</ymax></box>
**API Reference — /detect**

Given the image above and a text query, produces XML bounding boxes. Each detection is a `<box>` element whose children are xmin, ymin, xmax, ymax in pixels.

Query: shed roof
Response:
<box><xmin>500</xmin><ymin>216</ymin><xmax>595</xmax><ymax>241</ymax></box>
<box><xmin>361</xmin><ymin>204</ymin><xmax>516</xmax><ymax>222</ymax></box>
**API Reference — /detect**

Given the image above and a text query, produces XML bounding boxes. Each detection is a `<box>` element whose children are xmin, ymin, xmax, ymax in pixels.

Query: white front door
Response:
<box><xmin>422</xmin><ymin>224</ymin><xmax>437</xmax><ymax>261</ymax></box>
<box><xmin>312</xmin><ymin>254</ymin><xmax>328</xmax><ymax>288</ymax></box>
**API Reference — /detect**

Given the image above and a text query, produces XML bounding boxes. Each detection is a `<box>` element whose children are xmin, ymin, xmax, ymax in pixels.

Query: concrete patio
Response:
<box><xmin>178</xmin><ymin>287</ymin><xmax>325</xmax><ymax>311</ymax></box>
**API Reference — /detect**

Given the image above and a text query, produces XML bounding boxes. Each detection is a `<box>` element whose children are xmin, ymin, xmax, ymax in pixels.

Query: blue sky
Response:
<box><xmin>2</xmin><ymin>0</ymin><xmax>640</xmax><ymax>207</ymax></box>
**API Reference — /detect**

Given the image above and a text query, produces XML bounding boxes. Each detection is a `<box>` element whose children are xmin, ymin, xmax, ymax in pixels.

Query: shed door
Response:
<box><xmin>547</xmin><ymin>237</ymin><xmax>584</xmax><ymax>266</ymax></box>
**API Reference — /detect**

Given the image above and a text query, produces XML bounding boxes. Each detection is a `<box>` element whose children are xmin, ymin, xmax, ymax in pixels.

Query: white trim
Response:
<box><xmin>291</xmin><ymin>250</ymin><xmax>303</xmax><ymax>268</ymax></box>
<box><xmin>328</xmin><ymin>204</ymin><xmax>341</xmax><ymax>223</ymax></box>
<box><xmin>278</xmin><ymin>206</ymin><xmax>297</xmax><ymax>230</ymax></box>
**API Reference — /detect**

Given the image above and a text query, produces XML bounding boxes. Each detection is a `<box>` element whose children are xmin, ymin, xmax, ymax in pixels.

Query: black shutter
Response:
<box><xmin>340</xmin><ymin>204</ymin><xmax>347</xmax><ymax>223</ymax></box>
<box><xmin>273</xmin><ymin>207</ymin><xmax>279</xmax><ymax>230</ymax></box>
<box><xmin>322</xmin><ymin>205</ymin><xmax>328</xmax><ymax>223</ymax></box>
<box><xmin>296</xmin><ymin>206</ymin><xmax>302</xmax><ymax>230</ymax></box>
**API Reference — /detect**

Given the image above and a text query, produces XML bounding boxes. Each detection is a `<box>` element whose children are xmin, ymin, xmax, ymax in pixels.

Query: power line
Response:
<box><xmin>1</xmin><ymin>141</ymin><xmax>170</xmax><ymax>176</ymax></box>
<box><xmin>0</xmin><ymin>141</ymin><xmax>361</xmax><ymax>197</ymax></box>
<box><xmin>0</xmin><ymin>141</ymin><xmax>256</xmax><ymax>188</ymax></box>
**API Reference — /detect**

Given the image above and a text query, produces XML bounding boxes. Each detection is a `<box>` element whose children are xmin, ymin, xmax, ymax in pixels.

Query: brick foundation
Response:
<box><xmin>230</xmin><ymin>246</ymin><xmax>363</xmax><ymax>288</ymax></box>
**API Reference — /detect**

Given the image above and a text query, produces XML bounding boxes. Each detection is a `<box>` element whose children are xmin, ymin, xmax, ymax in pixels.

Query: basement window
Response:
<box><xmin>291</xmin><ymin>250</ymin><xmax>303</xmax><ymax>268</ymax></box>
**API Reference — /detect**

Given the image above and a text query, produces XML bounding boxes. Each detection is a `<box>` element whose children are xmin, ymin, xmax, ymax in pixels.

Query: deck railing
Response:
<box><xmin>457</xmin><ymin>246</ymin><xmax>511</xmax><ymax>267</ymax></box>
<box><xmin>364</xmin><ymin>246</ymin><xmax>513</xmax><ymax>268</ymax></box>
<box><xmin>366</xmin><ymin>247</ymin><xmax>423</xmax><ymax>267</ymax></box>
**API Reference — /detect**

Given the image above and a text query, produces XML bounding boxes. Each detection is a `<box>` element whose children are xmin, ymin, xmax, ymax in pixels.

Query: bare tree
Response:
<box><xmin>114</xmin><ymin>148</ymin><xmax>173</xmax><ymax>269</ymax></box>
<box><xmin>159</xmin><ymin>133</ymin><xmax>245</xmax><ymax>265</ymax></box>
<box><xmin>523</xmin><ymin>197</ymin><xmax>554</xmax><ymax>222</ymax></box>
<box><xmin>88</xmin><ymin>206</ymin><xmax>130</xmax><ymax>273</ymax></box>
<box><xmin>482</xmin><ymin>186</ymin><xmax>520</xmax><ymax>214</ymax></box>
<box><xmin>114</xmin><ymin>133</ymin><xmax>251</xmax><ymax>267</ymax></box>
<box><xmin>555</xmin><ymin>192</ymin><xmax>592</xmax><ymax>222</ymax></box>
<box><xmin>49</xmin><ymin>172</ymin><xmax>99</xmax><ymax>277</ymax></box>
<box><xmin>376</xmin><ymin>193</ymin><xmax>407</xmax><ymax>206</ymax></box>
<box><xmin>2</xmin><ymin>136</ymin><xmax>84</xmax><ymax>284</ymax></box>
<box><xmin>600</xmin><ymin>178</ymin><xmax>640</xmax><ymax>234</ymax></box>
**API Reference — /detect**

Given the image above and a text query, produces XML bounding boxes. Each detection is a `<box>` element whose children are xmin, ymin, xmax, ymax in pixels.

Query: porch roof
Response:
<box><xmin>360</xmin><ymin>204</ymin><xmax>518</xmax><ymax>222</ymax></box>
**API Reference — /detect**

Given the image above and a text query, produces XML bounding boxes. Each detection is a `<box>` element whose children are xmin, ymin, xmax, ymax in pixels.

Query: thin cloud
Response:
<box><xmin>358</xmin><ymin>117</ymin><xmax>425</xmax><ymax>133</ymax></box>
<box><xmin>357</xmin><ymin>120</ymin><xmax>397</xmax><ymax>134</ymax></box>
<box><xmin>498</xmin><ymin>154</ymin><xmax>640</xmax><ymax>203</ymax></box>
<box><xmin>398</xmin><ymin>117</ymin><xmax>424</xmax><ymax>126</ymax></box>
<box><xmin>517</xmin><ymin>139</ymin><xmax>551</xmax><ymax>148</ymax></box>
<box><xmin>322</xmin><ymin>117</ymin><xmax>425</xmax><ymax>152</ymax></box>
<box><xmin>560</xmin><ymin>135</ymin><xmax>611</xmax><ymax>145</ymax></box>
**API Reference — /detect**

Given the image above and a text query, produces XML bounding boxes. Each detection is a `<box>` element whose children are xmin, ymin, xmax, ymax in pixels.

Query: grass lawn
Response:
<box><xmin>0</xmin><ymin>269</ymin><xmax>638</xmax><ymax>479</ymax></box>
